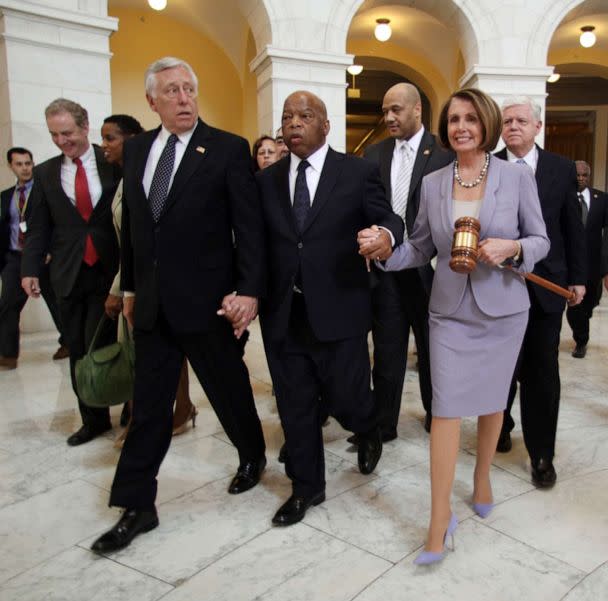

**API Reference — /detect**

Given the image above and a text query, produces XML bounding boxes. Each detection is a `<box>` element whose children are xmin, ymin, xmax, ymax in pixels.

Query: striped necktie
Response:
<box><xmin>392</xmin><ymin>143</ymin><xmax>413</xmax><ymax>229</ymax></box>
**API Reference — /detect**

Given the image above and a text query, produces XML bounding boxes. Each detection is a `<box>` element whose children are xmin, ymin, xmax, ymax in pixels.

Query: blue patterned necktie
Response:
<box><xmin>149</xmin><ymin>133</ymin><xmax>178</xmax><ymax>221</ymax></box>
<box><xmin>293</xmin><ymin>159</ymin><xmax>311</xmax><ymax>232</ymax></box>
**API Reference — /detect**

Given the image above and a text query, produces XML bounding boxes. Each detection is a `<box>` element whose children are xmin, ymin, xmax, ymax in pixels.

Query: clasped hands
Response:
<box><xmin>217</xmin><ymin>292</ymin><xmax>258</xmax><ymax>339</ymax></box>
<box><xmin>357</xmin><ymin>225</ymin><xmax>393</xmax><ymax>269</ymax></box>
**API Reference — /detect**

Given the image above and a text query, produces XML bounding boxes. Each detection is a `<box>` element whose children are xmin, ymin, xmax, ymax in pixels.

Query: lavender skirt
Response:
<box><xmin>429</xmin><ymin>281</ymin><xmax>528</xmax><ymax>418</ymax></box>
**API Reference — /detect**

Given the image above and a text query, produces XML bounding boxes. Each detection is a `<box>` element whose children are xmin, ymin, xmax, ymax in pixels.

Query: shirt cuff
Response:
<box><xmin>123</xmin><ymin>291</ymin><xmax>135</xmax><ymax>298</ymax></box>
<box><xmin>378</xmin><ymin>226</ymin><xmax>395</xmax><ymax>247</ymax></box>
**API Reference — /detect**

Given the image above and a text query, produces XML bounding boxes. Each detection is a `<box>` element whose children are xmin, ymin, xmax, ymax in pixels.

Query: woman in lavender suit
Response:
<box><xmin>360</xmin><ymin>89</ymin><xmax>549</xmax><ymax>564</ymax></box>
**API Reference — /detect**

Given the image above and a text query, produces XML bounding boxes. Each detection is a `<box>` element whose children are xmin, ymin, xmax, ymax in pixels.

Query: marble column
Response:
<box><xmin>0</xmin><ymin>0</ymin><xmax>117</xmax><ymax>332</ymax></box>
<box><xmin>250</xmin><ymin>46</ymin><xmax>352</xmax><ymax>151</ymax></box>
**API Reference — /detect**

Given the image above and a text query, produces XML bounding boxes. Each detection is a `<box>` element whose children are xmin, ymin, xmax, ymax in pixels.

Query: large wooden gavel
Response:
<box><xmin>449</xmin><ymin>217</ymin><xmax>576</xmax><ymax>302</ymax></box>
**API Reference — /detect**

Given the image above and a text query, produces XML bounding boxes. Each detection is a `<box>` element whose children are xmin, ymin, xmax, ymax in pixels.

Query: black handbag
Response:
<box><xmin>75</xmin><ymin>315</ymin><xmax>135</xmax><ymax>408</ymax></box>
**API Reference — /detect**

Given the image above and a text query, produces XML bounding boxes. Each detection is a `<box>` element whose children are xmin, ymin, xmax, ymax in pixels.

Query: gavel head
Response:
<box><xmin>449</xmin><ymin>216</ymin><xmax>481</xmax><ymax>274</ymax></box>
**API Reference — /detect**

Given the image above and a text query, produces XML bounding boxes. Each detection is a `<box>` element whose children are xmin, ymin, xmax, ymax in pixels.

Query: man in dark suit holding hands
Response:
<box><xmin>363</xmin><ymin>83</ymin><xmax>453</xmax><ymax>438</ymax></box>
<box><xmin>22</xmin><ymin>99</ymin><xmax>120</xmax><ymax>444</ymax></box>
<box><xmin>566</xmin><ymin>160</ymin><xmax>608</xmax><ymax>358</ymax></box>
<box><xmin>496</xmin><ymin>96</ymin><xmax>586</xmax><ymax>487</ymax></box>
<box><xmin>91</xmin><ymin>57</ymin><xmax>266</xmax><ymax>553</ymax></box>
<box><xmin>256</xmin><ymin>91</ymin><xmax>403</xmax><ymax>526</ymax></box>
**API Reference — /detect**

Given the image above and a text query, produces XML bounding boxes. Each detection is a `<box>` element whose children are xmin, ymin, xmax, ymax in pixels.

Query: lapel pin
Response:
<box><xmin>423</xmin><ymin>149</ymin><xmax>430</xmax><ymax>155</ymax></box>
<box><xmin>196</xmin><ymin>146</ymin><xmax>206</xmax><ymax>154</ymax></box>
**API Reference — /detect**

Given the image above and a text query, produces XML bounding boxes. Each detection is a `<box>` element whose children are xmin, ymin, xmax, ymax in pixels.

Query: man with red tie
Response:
<box><xmin>22</xmin><ymin>98</ymin><xmax>120</xmax><ymax>446</ymax></box>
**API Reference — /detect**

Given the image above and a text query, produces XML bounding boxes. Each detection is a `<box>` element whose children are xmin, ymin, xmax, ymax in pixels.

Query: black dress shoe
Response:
<box><xmin>572</xmin><ymin>344</ymin><xmax>587</xmax><ymax>359</ymax></box>
<box><xmin>531</xmin><ymin>458</ymin><xmax>557</xmax><ymax>488</ymax></box>
<box><xmin>357</xmin><ymin>428</ymin><xmax>383</xmax><ymax>474</ymax></box>
<box><xmin>348</xmin><ymin>429</ymin><xmax>395</xmax><ymax>446</ymax></box>
<box><xmin>227</xmin><ymin>456</ymin><xmax>266</xmax><ymax>494</ymax></box>
<box><xmin>67</xmin><ymin>424</ymin><xmax>112</xmax><ymax>446</ymax></box>
<box><xmin>496</xmin><ymin>431</ymin><xmax>512</xmax><ymax>453</ymax></box>
<box><xmin>91</xmin><ymin>508</ymin><xmax>159</xmax><ymax>553</ymax></box>
<box><xmin>272</xmin><ymin>491</ymin><xmax>326</xmax><ymax>526</ymax></box>
<box><xmin>424</xmin><ymin>413</ymin><xmax>432</xmax><ymax>434</ymax></box>
<box><xmin>278</xmin><ymin>443</ymin><xmax>287</xmax><ymax>464</ymax></box>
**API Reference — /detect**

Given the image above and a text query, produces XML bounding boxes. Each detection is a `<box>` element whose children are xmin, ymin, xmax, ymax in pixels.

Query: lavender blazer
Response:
<box><xmin>381</xmin><ymin>155</ymin><xmax>550</xmax><ymax>317</ymax></box>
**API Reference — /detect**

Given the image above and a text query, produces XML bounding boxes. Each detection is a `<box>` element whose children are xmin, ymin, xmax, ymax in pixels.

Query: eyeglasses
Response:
<box><xmin>161</xmin><ymin>85</ymin><xmax>197</xmax><ymax>99</ymax></box>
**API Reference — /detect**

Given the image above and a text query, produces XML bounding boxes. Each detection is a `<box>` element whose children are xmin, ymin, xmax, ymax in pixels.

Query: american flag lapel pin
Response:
<box><xmin>423</xmin><ymin>149</ymin><xmax>430</xmax><ymax>155</ymax></box>
<box><xmin>196</xmin><ymin>146</ymin><xmax>206</xmax><ymax>154</ymax></box>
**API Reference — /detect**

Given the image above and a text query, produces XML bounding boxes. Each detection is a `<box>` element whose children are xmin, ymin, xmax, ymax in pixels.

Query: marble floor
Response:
<box><xmin>1</xmin><ymin>301</ymin><xmax>607</xmax><ymax>601</ymax></box>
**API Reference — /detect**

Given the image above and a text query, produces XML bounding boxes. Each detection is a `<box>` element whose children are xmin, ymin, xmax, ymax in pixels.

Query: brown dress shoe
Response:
<box><xmin>52</xmin><ymin>346</ymin><xmax>70</xmax><ymax>360</ymax></box>
<box><xmin>0</xmin><ymin>356</ymin><xmax>17</xmax><ymax>370</ymax></box>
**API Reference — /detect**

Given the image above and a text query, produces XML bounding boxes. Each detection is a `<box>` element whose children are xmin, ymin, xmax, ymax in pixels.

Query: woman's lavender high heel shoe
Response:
<box><xmin>413</xmin><ymin>514</ymin><xmax>458</xmax><ymax>566</ymax></box>
<box><xmin>473</xmin><ymin>502</ymin><xmax>494</xmax><ymax>519</ymax></box>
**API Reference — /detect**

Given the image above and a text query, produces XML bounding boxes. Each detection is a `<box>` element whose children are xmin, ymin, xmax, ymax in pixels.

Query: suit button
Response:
<box><xmin>297</xmin><ymin>242</ymin><xmax>303</xmax><ymax>249</ymax></box>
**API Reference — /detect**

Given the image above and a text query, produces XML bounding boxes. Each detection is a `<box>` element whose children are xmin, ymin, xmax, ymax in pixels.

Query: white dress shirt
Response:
<box><xmin>61</xmin><ymin>144</ymin><xmax>102</xmax><ymax>207</ymax></box>
<box><xmin>289</xmin><ymin>143</ymin><xmax>329</xmax><ymax>204</ymax></box>
<box><xmin>390</xmin><ymin>125</ymin><xmax>425</xmax><ymax>195</ymax></box>
<box><xmin>579</xmin><ymin>187</ymin><xmax>591</xmax><ymax>212</ymax></box>
<box><xmin>288</xmin><ymin>143</ymin><xmax>394</xmax><ymax>245</ymax></box>
<box><xmin>506</xmin><ymin>145</ymin><xmax>538</xmax><ymax>172</ymax></box>
<box><xmin>143</xmin><ymin>124</ymin><xmax>196</xmax><ymax>197</ymax></box>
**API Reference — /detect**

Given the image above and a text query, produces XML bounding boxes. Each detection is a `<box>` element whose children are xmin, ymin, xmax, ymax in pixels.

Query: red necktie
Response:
<box><xmin>73</xmin><ymin>157</ymin><xmax>98</xmax><ymax>266</ymax></box>
<box><xmin>17</xmin><ymin>185</ymin><xmax>26</xmax><ymax>249</ymax></box>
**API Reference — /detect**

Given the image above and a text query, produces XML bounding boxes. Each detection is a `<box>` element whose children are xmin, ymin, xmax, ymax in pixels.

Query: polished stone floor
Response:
<box><xmin>1</xmin><ymin>300</ymin><xmax>607</xmax><ymax>601</ymax></box>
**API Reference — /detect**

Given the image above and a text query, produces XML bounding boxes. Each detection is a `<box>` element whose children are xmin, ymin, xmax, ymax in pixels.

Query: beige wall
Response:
<box><xmin>108</xmin><ymin>8</ymin><xmax>245</xmax><ymax>138</ymax></box>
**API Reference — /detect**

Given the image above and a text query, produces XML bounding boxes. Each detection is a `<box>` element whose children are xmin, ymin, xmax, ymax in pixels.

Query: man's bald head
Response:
<box><xmin>575</xmin><ymin>160</ymin><xmax>591</xmax><ymax>192</ymax></box>
<box><xmin>382</xmin><ymin>82</ymin><xmax>422</xmax><ymax>140</ymax></box>
<box><xmin>281</xmin><ymin>90</ymin><xmax>330</xmax><ymax>159</ymax></box>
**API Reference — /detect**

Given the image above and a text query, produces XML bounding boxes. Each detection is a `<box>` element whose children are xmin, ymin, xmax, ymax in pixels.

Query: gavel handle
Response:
<box><xmin>523</xmin><ymin>272</ymin><xmax>576</xmax><ymax>301</ymax></box>
<box><xmin>506</xmin><ymin>266</ymin><xmax>575</xmax><ymax>301</ymax></box>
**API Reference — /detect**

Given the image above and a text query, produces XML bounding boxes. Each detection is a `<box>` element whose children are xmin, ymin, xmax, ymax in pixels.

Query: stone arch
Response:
<box><xmin>527</xmin><ymin>0</ymin><xmax>587</xmax><ymax>64</ymax></box>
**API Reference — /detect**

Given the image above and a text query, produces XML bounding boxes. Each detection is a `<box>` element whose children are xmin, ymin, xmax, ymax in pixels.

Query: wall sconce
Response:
<box><xmin>374</xmin><ymin>19</ymin><xmax>392</xmax><ymax>42</ymax></box>
<box><xmin>547</xmin><ymin>73</ymin><xmax>560</xmax><ymax>83</ymax></box>
<box><xmin>347</xmin><ymin>65</ymin><xmax>363</xmax><ymax>99</ymax></box>
<box><xmin>579</xmin><ymin>26</ymin><xmax>596</xmax><ymax>48</ymax></box>
<box><xmin>148</xmin><ymin>0</ymin><xmax>167</xmax><ymax>10</ymax></box>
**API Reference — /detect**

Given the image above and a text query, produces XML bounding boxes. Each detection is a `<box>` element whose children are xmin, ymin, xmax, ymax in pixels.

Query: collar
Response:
<box><xmin>15</xmin><ymin>179</ymin><xmax>34</xmax><ymax>193</ymax></box>
<box><xmin>158</xmin><ymin>123</ymin><xmax>197</xmax><ymax>148</ymax></box>
<box><xmin>290</xmin><ymin>142</ymin><xmax>329</xmax><ymax>174</ymax></box>
<box><xmin>395</xmin><ymin>125</ymin><xmax>425</xmax><ymax>156</ymax></box>
<box><xmin>506</xmin><ymin>145</ymin><xmax>537</xmax><ymax>170</ymax></box>
<box><xmin>65</xmin><ymin>143</ymin><xmax>94</xmax><ymax>166</ymax></box>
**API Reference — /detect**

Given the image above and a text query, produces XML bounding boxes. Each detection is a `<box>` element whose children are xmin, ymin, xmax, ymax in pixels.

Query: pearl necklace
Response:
<box><xmin>454</xmin><ymin>152</ymin><xmax>490</xmax><ymax>188</ymax></box>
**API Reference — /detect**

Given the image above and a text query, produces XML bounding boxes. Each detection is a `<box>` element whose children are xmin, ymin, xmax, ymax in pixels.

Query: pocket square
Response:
<box><xmin>196</xmin><ymin>146</ymin><xmax>206</xmax><ymax>154</ymax></box>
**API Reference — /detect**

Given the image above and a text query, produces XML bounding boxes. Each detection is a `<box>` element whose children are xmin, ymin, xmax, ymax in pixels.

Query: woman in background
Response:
<box><xmin>252</xmin><ymin>135</ymin><xmax>278</xmax><ymax>172</ymax></box>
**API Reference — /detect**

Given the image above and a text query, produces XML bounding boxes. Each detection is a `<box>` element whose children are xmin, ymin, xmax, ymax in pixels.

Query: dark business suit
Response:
<box><xmin>110</xmin><ymin>120</ymin><xmax>266</xmax><ymax>509</ymax></box>
<box><xmin>566</xmin><ymin>187</ymin><xmax>608</xmax><ymax>345</ymax></box>
<box><xmin>22</xmin><ymin>147</ymin><xmax>119</xmax><ymax>429</ymax></box>
<box><xmin>0</xmin><ymin>185</ymin><xmax>65</xmax><ymax>359</ymax></box>
<box><xmin>257</xmin><ymin>148</ymin><xmax>404</xmax><ymax>496</ymax></box>
<box><xmin>363</xmin><ymin>131</ymin><xmax>453</xmax><ymax>431</ymax></box>
<box><xmin>496</xmin><ymin>146</ymin><xmax>586</xmax><ymax>461</ymax></box>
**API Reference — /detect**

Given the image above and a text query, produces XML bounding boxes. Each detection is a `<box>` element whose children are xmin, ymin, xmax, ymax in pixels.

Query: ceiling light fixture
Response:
<box><xmin>347</xmin><ymin>65</ymin><xmax>363</xmax><ymax>99</ymax></box>
<box><xmin>547</xmin><ymin>73</ymin><xmax>561</xmax><ymax>83</ymax></box>
<box><xmin>148</xmin><ymin>0</ymin><xmax>168</xmax><ymax>11</ymax></box>
<box><xmin>374</xmin><ymin>18</ymin><xmax>392</xmax><ymax>42</ymax></box>
<box><xmin>579</xmin><ymin>26</ymin><xmax>596</xmax><ymax>48</ymax></box>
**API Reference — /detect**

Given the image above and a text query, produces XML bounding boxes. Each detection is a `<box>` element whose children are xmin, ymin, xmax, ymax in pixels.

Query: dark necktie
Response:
<box><xmin>73</xmin><ymin>158</ymin><xmax>98</xmax><ymax>266</ymax></box>
<box><xmin>293</xmin><ymin>160</ymin><xmax>311</xmax><ymax>232</ymax></box>
<box><xmin>578</xmin><ymin>192</ymin><xmax>588</xmax><ymax>225</ymax></box>
<box><xmin>149</xmin><ymin>134</ymin><xmax>178</xmax><ymax>222</ymax></box>
<box><xmin>17</xmin><ymin>185</ymin><xmax>26</xmax><ymax>249</ymax></box>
